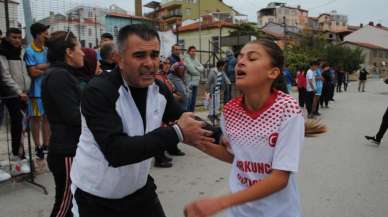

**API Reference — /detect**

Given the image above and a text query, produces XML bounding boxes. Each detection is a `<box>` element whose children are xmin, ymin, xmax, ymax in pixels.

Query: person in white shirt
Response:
<box><xmin>184</xmin><ymin>39</ymin><xmax>304</xmax><ymax>217</ymax></box>
<box><xmin>305</xmin><ymin>61</ymin><xmax>319</xmax><ymax>119</ymax></box>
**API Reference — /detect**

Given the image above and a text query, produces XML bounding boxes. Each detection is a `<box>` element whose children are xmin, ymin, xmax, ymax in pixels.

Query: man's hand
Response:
<box><xmin>177</xmin><ymin>112</ymin><xmax>214</xmax><ymax>147</ymax></box>
<box><xmin>19</xmin><ymin>92</ymin><xmax>28</xmax><ymax>101</ymax></box>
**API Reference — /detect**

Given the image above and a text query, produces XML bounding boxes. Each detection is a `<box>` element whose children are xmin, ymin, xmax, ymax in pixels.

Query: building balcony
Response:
<box><xmin>162</xmin><ymin>13</ymin><xmax>182</xmax><ymax>20</ymax></box>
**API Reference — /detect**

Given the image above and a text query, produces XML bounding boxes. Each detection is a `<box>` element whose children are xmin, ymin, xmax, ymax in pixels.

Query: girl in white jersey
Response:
<box><xmin>185</xmin><ymin>39</ymin><xmax>304</xmax><ymax>217</ymax></box>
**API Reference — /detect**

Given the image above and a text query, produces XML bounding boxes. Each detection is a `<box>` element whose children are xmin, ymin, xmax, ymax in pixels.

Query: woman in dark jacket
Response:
<box><xmin>42</xmin><ymin>31</ymin><xmax>84</xmax><ymax>217</ymax></box>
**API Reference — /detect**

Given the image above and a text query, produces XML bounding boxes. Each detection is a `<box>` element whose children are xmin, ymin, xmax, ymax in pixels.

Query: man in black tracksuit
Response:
<box><xmin>70</xmin><ymin>24</ymin><xmax>215</xmax><ymax>217</ymax></box>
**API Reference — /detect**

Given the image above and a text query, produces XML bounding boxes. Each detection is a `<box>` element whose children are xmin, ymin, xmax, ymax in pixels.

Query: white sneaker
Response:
<box><xmin>11</xmin><ymin>159</ymin><xmax>31</xmax><ymax>175</ymax></box>
<box><xmin>20</xmin><ymin>160</ymin><xmax>31</xmax><ymax>174</ymax></box>
<box><xmin>0</xmin><ymin>168</ymin><xmax>11</xmax><ymax>182</ymax></box>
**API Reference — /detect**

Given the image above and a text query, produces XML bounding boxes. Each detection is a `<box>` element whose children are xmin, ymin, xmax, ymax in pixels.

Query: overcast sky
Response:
<box><xmin>101</xmin><ymin>0</ymin><xmax>388</xmax><ymax>26</ymax></box>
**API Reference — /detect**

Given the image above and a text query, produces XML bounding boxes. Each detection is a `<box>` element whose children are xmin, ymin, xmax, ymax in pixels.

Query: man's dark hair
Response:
<box><xmin>117</xmin><ymin>24</ymin><xmax>160</xmax><ymax>54</ymax></box>
<box><xmin>310</xmin><ymin>60</ymin><xmax>320</xmax><ymax>67</ymax></box>
<box><xmin>46</xmin><ymin>31</ymin><xmax>78</xmax><ymax>63</ymax></box>
<box><xmin>171</xmin><ymin>44</ymin><xmax>180</xmax><ymax>50</ymax></box>
<box><xmin>30</xmin><ymin>23</ymin><xmax>50</xmax><ymax>38</ymax></box>
<box><xmin>6</xmin><ymin>28</ymin><xmax>22</xmax><ymax>37</ymax></box>
<box><xmin>188</xmin><ymin>46</ymin><xmax>196</xmax><ymax>52</ymax></box>
<box><xmin>101</xmin><ymin>32</ymin><xmax>113</xmax><ymax>40</ymax></box>
<box><xmin>216</xmin><ymin>60</ymin><xmax>225</xmax><ymax>69</ymax></box>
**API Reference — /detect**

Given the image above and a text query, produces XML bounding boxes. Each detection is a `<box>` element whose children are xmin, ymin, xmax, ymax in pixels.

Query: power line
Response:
<box><xmin>308</xmin><ymin>0</ymin><xmax>338</xmax><ymax>11</ymax></box>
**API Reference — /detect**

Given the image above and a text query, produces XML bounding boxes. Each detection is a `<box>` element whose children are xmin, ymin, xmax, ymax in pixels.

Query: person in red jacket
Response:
<box><xmin>296</xmin><ymin>66</ymin><xmax>307</xmax><ymax>108</ymax></box>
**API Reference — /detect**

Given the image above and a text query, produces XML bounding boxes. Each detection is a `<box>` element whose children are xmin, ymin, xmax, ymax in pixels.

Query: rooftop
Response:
<box><xmin>342</xmin><ymin>41</ymin><xmax>388</xmax><ymax>50</ymax></box>
<box><xmin>176</xmin><ymin>21</ymin><xmax>236</xmax><ymax>33</ymax></box>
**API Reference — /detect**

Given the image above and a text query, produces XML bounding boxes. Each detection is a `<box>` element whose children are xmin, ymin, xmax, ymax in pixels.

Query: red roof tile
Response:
<box><xmin>176</xmin><ymin>21</ymin><xmax>236</xmax><ymax>33</ymax></box>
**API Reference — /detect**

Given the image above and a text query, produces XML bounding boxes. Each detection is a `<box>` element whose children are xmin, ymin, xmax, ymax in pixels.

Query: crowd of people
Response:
<box><xmin>0</xmin><ymin>21</ymin><xmax>380</xmax><ymax>217</ymax></box>
<box><xmin>292</xmin><ymin>60</ymin><xmax>370</xmax><ymax>119</ymax></box>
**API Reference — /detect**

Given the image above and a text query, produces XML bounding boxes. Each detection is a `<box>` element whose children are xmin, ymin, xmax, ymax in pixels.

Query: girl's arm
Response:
<box><xmin>184</xmin><ymin>169</ymin><xmax>290</xmax><ymax>217</ymax></box>
<box><xmin>195</xmin><ymin>135</ymin><xmax>234</xmax><ymax>164</ymax></box>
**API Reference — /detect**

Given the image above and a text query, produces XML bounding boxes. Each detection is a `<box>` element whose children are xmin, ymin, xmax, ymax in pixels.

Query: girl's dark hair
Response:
<box><xmin>248</xmin><ymin>39</ymin><xmax>284</xmax><ymax>69</ymax></box>
<box><xmin>46</xmin><ymin>31</ymin><xmax>78</xmax><ymax>63</ymax></box>
<box><xmin>248</xmin><ymin>39</ymin><xmax>286</xmax><ymax>92</ymax></box>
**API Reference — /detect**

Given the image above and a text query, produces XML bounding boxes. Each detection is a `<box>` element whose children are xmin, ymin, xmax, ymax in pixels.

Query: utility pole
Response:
<box><xmin>283</xmin><ymin>16</ymin><xmax>287</xmax><ymax>48</ymax></box>
<box><xmin>217</xmin><ymin>13</ymin><xmax>222</xmax><ymax>59</ymax></box>
<box><xmin>94</xmin><ymin>8</ymin><xmax>98</xmax><ymax>48</ymax></box>
<box><xmin>4</xmin><ymin>0</ymin><xmax>10</xmax><ymax>31</ymax></box>
<box><xmin>198</xmin><ymin>0</ymin><xmax>202</xmax><ymax>63</ymax></box>
<box><xmin>23</xmin><ymin>0</ymin><xmax>33</xmax><ymax>44</ymax></box>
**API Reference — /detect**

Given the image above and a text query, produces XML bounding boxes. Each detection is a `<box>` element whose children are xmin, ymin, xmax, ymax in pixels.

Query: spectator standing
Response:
<box><xmin>99</xmin><ymin>42</ymin><xmax>117</xmax><ymax>73</ymax></box>
<box><xmin>168</xmin><ymin>62</ymin><xmax>188</xmax><ymax>114</ymax></box>
<box><xmin>283</xmin><ymin>64</ymin><xmax>293</xmax><ymax>94</ymax></box>
<box><xmin>312</xmin><ymin>64</ymin><xmax>324</xmax><ymax>116</ymax></box>
<box><xmin>306</xmin><ymin>61</ymin><xmax>318</xmax><ymax>118</ymax></box>
<box><xmin>206</xmin><ymin>60</ymin><xmax>231</xmax><ymax>123</ymax></box>
<box><xmin>0</xmin><ymin>28</ymin><xmax>31</xmax><ymax>175</ymax></box>
<box><xmin>168</xmin><ymin>44</ymin><xmax>182</xmax><ymax>66</ymax></box>
<box><xmin>336</xmin><ymin>70</ymin><xmax>344</xmax><ymax>92</ymax></box>
<box><xmin>224</xmin><ymin>50</ymin><xmax>236</xmax><ymax>103</ymax></box>
<box><xmin>184</xmin><ymin>46</ymin><xmax>204</xmax><ymax>112</ymax></box>
<box><xmin>329</xmin><ymin>67</ymin><xmax>336</xmax><ymax>101</ymax></box>
<box><xmin>320</xmin><ymin>63</ymin><xmax>331</xmax><ymax>108</ymax></box>
<box><xmin>24</xmin><ymin>23</ymin><xmax>50</xmax><ymax>159</ymax></box>
<box><xmin>96</xmin><ymin>32</ymin><xmax>113</xmax><ymax>60</ymax></box>
<box><xmin>358</xmin><ymin>67</ymin><xmax>368</xmax><ymax>92</ymax></box>
<box><xmin>296</xmin><ymin>66</ymin><xmax>306</xmax><ymax>108</ymax></box>
<box><xmin>42</xmin><ymin>30</ymin><xmax>85</xmax><ymax>217</ymax></box>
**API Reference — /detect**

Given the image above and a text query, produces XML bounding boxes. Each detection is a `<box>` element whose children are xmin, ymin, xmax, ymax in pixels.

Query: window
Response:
<box><xmin>212</xmin><ymin>36</ymin><xmax>219</xmax><ymax>52</ymax></box>
<box><xmin>113</xmin><ymin>26</ymin><xmax>119</xmax><ymax>37</ymax></box>
<box><xmin>379</xmin><ymin>50</ymin><xmax>384</xmax><ymax>58</ymax></box>
<box><xmin>88</xmin><ymin>9</ymin><xmax>93</xmax><ymax>18</ymax></box>
<box><xmin>178</xmin><ymin>39</ymin><xmax>185</xmax><ymax>49</ymax></box>
<box><xmin>89</xmin><ymin>42</ymin><xmax>93</xmax><ymax>48</ymax></box>
<box><xmin>373</xmin><ymin>50</ymin><xmax>377</xmax><ymax>57</ymax></box>
<box><xmin>385</xmin><ymin>51</ymin><xmax>388</xmax><ymax>58</ymax></box>
<box><xmin>88</xmin><ymin>28</ymin><xmax>92</xmax><ymax>36</ymax></box>
<box><xmin>185</xmin><ymin>8</ymin><xmax>191</xmax><ymax>16</ymax></box>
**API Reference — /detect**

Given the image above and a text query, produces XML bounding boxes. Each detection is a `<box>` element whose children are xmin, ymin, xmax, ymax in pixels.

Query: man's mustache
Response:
<box><xmin>139</xmin><ymin>67</ymin><xmax>158</xmax><ymax>75</ymax></box>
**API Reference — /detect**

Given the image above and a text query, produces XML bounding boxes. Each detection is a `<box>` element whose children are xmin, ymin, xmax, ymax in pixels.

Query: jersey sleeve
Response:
<box><xmin>24</xmin><ymin>49</ymin><xmax>37</xmax><ymax>66</ymax></box>
<box><xmin>272</xmin><ymin>114</ymin><xmax>304</xmax><ymax>173</ymax></box>
<box><xmin>220</xmin><ymin>114</ymin><xmax>233</xmax><ymax>154</ymax></box>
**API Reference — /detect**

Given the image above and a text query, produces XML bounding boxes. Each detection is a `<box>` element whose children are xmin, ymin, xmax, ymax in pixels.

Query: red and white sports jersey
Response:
<box><xmin>221</xmin><ymin>90</ymin><xmax>304</xmax><ymax>217</ymax></box>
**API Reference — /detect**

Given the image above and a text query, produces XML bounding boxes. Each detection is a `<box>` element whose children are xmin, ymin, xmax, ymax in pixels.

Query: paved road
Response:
<box><xmin>0</xmin><ymin>79</ymin><xmax>388</xmax><ymax>217</ymax></box>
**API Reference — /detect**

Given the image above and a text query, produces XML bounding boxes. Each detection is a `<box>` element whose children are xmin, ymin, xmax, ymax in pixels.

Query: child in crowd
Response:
<box><xmin>184</xmin><ymin>39</ymin><xmax>304</xmax><ymax>217</ymax></box>
<box><xmin>206</xmin><ymin>60</ymin><xmax>231</xmax><ymax>124</ymax></box>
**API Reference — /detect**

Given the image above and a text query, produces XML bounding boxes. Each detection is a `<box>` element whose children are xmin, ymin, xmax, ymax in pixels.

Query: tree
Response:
<box><xmin>284</xmin><ymin>30</ymin><xmax>365</xmax><ymax>74</ymax></box>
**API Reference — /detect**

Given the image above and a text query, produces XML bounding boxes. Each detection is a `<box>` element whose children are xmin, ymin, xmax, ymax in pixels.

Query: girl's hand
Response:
<box><xmin>184</xmin><ymin>197</ymin><xmax>225</xmax><ymax>217</ymax></box>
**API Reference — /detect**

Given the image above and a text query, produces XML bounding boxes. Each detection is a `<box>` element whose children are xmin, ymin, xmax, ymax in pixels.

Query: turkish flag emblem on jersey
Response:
<box><xmin>268</xmin><ymin>133</ymin><xmax>279</xmax><ymax>147</ymax></box>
